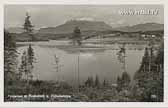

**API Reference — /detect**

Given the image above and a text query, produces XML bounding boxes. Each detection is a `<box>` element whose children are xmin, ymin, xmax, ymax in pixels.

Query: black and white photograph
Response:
<box><xmin>4</xmin><ymin>4</ymin><xmax>164</xmax><ymax>102</ymax></box>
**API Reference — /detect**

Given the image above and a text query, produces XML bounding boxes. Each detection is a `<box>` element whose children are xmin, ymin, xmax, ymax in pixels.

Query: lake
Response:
<box><xmin>16</xmin><ymin>40</ymin><xmax>146</xmax><ymax>85</ymax></box>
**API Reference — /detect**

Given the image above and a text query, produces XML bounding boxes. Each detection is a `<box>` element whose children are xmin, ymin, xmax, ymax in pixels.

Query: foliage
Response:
<box><xmin>19</xmin><ymin>44</ymin><xmax>35</xmax><ymax>80</ymax></box>
<box><xmin>4</xmin><ymin>31</ymin><xmax>18</xmax><ymax>99</ymax></box>
<box><xmin>103</xmin><ymin>79</ymin><xmax>109</xmax><ymax>87</ymax></box>
<box><xmin>95</xmin><ymin>75</ymin><xmax>100</xmax><ymax>88</ymax></box>
<box><xmin>133</xmin><ymin>43</ymin><xmax>164</xmax><ymax>102</ymax></box>
<box><xmin>117</xmin><ymin>72</ymin><xmax>131</xmax><ymax>91</ymax></box>
<box><xmin>72</xmin><ymin>26</ymin><xmax>82</xmax><ymax>45</ymax></box>
<box><xmin>85</xmin><ymin>76</ymin><xmax>94</xmax><ymax>87</ymax></box>
<box><xmin>23</xmin><ymin>12</ymin><xmax>36</xmax><ymax>41</ymax></box>
<box><xmin>18</xmin><ymin>44</ymin><xmax>35</xmax><ymax>96</ymax></box>
<box><xmin>23</xmin><ymin>13</ymin><xmax>33</xmax><ymax>33</ymax></box>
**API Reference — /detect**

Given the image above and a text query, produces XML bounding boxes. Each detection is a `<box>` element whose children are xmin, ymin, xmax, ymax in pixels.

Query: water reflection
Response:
<box><xmin>17</xmin><ymin>42</ymin><xmax>145</xmax><ymax>85</ymax></box>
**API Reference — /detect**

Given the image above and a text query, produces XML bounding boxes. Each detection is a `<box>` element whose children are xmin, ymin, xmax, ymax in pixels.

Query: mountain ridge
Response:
<box><xmin>114</xmin><ymin>23</ymin><xmax>164</xmax><ymax>32</ymax></box>
<box><xmin>6</xmin><ymin>21</ymin><xmax>163</xmax><ymax>34</ymax></box>
<box><xmin>38</xmin><ymin>20</ymin><xmax>112</xmax><ymax>34</ymax></box>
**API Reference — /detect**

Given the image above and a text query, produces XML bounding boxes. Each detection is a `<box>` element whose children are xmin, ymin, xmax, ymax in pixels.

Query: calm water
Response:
<box><xmin>17</xmin><ymin>41</ymin><xmax>146</xmax><ymax>85</ymax></box>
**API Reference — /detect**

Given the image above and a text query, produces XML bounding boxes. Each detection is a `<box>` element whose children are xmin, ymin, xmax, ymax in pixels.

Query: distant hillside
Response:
<box><xmin>7</xmin><ymin>27</ymin><xmax>24</xmax><ymax>33</ymax></box>
<box><xmin>114</xmin><ymin>23</ymin><xmax>164</xmax><ymax>32</ymax></box>
<box><xmin>38</xmin><ymin>20</ymin><xmax>112</xmax><ymax>34</ymax></box>
<box><xmin>6</xmin><ymin>27</ymin><xmax>38</xmax><ymax>34</ymax></box>
<box><xmin>7</xmin><ymin>22</ymin><xmax>163</xmax><ymax>39</ymax></box>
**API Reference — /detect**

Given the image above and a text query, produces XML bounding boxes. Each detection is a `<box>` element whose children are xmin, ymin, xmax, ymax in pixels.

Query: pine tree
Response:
<box><xmin>4</xmin><ymin>30</ymin><xmax>18</xmax><ymax>99</ymax></box>
<box><xmin>19</xmin><ymin>44</ymin><xmax>35</xmax><ymax>96</ymax></box>
<box><xmin>72</xmin><ymin>26</ymin><xmax>81</xmax><ymax>45</ymax></box>
<box><xmin>23</xmin><ymin>12</ymin><xmax>35</xmax><ymax>41</ymax></box>
<box><xmin>19</xmin><ymin>45</ymin><xmax>35</xmax><ymax>80</ymax></box>
<box><xmin>117</xmin><ymin>76</ymin><xmax>122</xmax><ymax>91</ymax></box>
<box><xmin>153</xmin><ymin>43</ymin><xmax>164</xmax><ymax>101</ymax></box>
<box><xmin>117</xmin><ymin>72</ymin><xmax>131</xmax><ymax>91</ymax></box>
<box><xmin>27</xmin><ymin>44</ymin><xmax>35</xmax><ymax>66</ymax></box>
<box><xmin>121</xmin><ymin>72</ymin><xmax>131</xmax><ymax>87</ymax></box>
<box><xmin>103</xmin><ymin>79</ymin><xmax>108</xmax><ymax>87</ymax></box>
<box><xmin>19</xmin><ymin>51</ymin><xmax>28</xmax><ymax>80</ymax></box>
<box><xmin>133</xmin><ymin>44</ymin><xmax>164</xmax><ymax>101</ymax></box>
<box><xmin>85</xmin><ymin>76</ymin><xmax>94</xmax><ymax>87</ymax></box>
<box><xmin>95</xmin><ymin>75</ymin><xmax>100</xmax><ymax>87</ymax></box>
<box><xmin>155</xmin><ymin>43</ymin><xmax>163</xmax><ymax>68</ymax></box>
<box><xmin>23</xmin><ymin>12</ymin><xmax>33</xmax><ymax>33</ymax></box>
<box><xmin>134</xmin><ymin>47</ymin><xmax>150</xmax><ymax>87</ymax></box>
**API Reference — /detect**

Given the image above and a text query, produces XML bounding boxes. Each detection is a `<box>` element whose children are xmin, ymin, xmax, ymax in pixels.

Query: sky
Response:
<box><xmin>4</xmin><ymin>5</ymin><xmax>164</xmax><ymax>29</ymax></box>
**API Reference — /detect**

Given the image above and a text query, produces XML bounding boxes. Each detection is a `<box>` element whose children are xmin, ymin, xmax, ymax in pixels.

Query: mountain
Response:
<box><xmin>6</xmin><ymin>27</ymin><xmax>39</xmax><ymax>34</ymax></box>
<box><xmin>6</xmin><ymin>27</ymin><xmax>24</xmax><ymax>33</ymax></box>
<box><xmin>7</xmin><ymin>22</ymin><xmax>163</xmax><ymax>35</ymax></box>
<box><xmin>114</xmin><ymin>23</ymin><xmax>164</xmax><ymax>32</ymax></box>
<box><xmin>38</xmin><ymin>20</ymin><xmax>112</xmax><ymax>34</ymax></box>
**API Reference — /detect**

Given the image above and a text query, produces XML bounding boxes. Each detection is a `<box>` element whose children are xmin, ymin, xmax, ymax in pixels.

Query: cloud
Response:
<box><xmin>117</xmin><ymin>19</ymin><xmax>125</xmax><ymax>24</ymax></box>
<box><xmin>23</xmin><ymin>6</ymin><xmax>41</xmax><ymax>14</ymax></box>
<box><xmin>5</xmin><ymin>5</ymin><xmax>163</xmax><ymax>28</ymax></box>
<box><xmin>76</xmin><ymin>17</ymin><xmax>95</xmax><ymax>21</ymax></box>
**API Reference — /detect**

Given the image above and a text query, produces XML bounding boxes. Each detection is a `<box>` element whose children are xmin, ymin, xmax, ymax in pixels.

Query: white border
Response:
<box><xmin>0</xmin><ymin>0</ymin><xmax>168</xmax><ymax>107</ymax></box>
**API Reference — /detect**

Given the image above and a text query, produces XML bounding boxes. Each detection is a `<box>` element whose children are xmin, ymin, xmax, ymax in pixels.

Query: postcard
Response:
<box><xmin>1</xmin><ymin>0</ymin><xmax>168</xmax><ymax>107</ymax></box>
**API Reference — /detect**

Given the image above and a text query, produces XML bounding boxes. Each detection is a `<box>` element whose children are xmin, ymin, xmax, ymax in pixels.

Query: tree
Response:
<box><xmin>85</xmin><ymin>76</ymin><xmax>94</xmax><ymax>87</ymax></box>
<box><xmin>19</xmin><ymin>45</ymin><xmax>35</xmax><ymax>80</ymax></box>
<box><xmin>27</xmin><ymin>44</ymin><xmax>35</xmax><ymax>66</ymax></box>
<box><xmin>72</xmin><ymin>26</ymin><xmax>82</xmax><ymax>45</ymax></box>
<box><xmin>117</xmin><ymin>72</ymin><xmax>131</xmax><ymax>91</ymax></box>
<box><xmin>121</xmin><ymin>72</ymin><xmax>131</xmax><ymax>87</ymax></box>
<box><xmin>95</xmin><ymin>75</ymin><xmax>100</xmax><ymax>87</ymax></box>
<box><xmin>133</xmin><ymin>44</ymin><xmax>164</xmax><ymax>102</ymax></box>
<box><xmin>4</xmin><ymin>30</ymin><xmax>18</xmax><ymax>100</ymax></box>
<box><xmin>19</xmin><ymin>44</ymin><xmax>35</xmax><ymax>96</ymax></box>
<box><xmin>23</xmin><ymin>12</ymin><xmax>35</xmax><ymax>41</ymax></box>
<box><xmin>117</xmin><ymin>44</ymin><xmax>127</xmax><ymax>74</ymax></box>
<box><xmin>153</xmin><ymin>43</ymin><xmax>164</xmax><ymax>101</ymax></box>
<box><xmin>23</xmin><ymin>12</ymin><xmax>33</xmax><ymax>33</ymax></box>
<box><xmin>116</xmin><ymin>76</ymin><xmax>122</xmax><ymax>91</ymax></box>
<box><xmin>134</xmin><ymin>47</ymin><xmax>150</xmax><ymax>87</ymax></box>
<box><xmin>103</xmin><ymin>79</ymin><xmax>109</xmax><ymax>87</ymax></box>
<box><xmin>155</xmin><ymin>43</ymin><xmax>164</xmax><ymax>68</ymax></box>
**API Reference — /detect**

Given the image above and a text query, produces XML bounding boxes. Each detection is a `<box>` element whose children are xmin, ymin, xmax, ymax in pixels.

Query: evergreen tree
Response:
<box><xmin>19</xmin><ymin>44</ymin><xmax>35</xmax><ymax>96</ymax></box>
<box><xmin>85</xmin><ymin>76</ymin><xmax>94</xmax><ymax>87</ymax></box>
<box><xmin>95</xmin><ymin>75</ymin><xmax>100</xmax><ymax>87</ymax></box>
<box><xmin>72</xmin><ymin>26</ymin><xmax>81</xmax><ymax>45</ymax></box>
<box><xmin>23</xmin><ymin>12</ymin><xmax>35</xmax><ymax>41</ymax></box>
<box><xmin>19</xmin><ymin>45</ymin><xmax>35</xmax><ymax>80</ymax></box>
<box><xmin>4</xmin><ymin>30</ymin><xmax>18</xmax><ymax>99</ymax></box>
<box><xmin>133</xmin><ymin>44</ymin><xmax>164</xmax><ymax>102</ymax></box>
<box><xmin>121</xmin><ymin>72</ymin><xmax>131</xmax><ymax>87</ymax></box>
<box><xmin>117</xmin><ymin>72</ymin><xmax>131</xmax><ymax>91</ymax></box>
<box><xmin>153</xmin><ymin>43</ymin><xmax>164</xmax><ymax>101</ymax></box>
<box><xmin>134</xmin><ymin>47</ymin><xmax>150</xmax><ymax>87</ymax></box>
<box><xmin>116</xmin><ymin>76</ymin><xmax>122</xmax><ymax>91</ymax></box>
<box><xmin>27</xmin><ymin>44</ymin><xmax>35</xmax><ymax>82</ymax></box>
<box><xmin>155</xmin><ymin>43</ymin><xmax>164</xmax><ymax>68</ymax></box>
<box><xmin>19</xmin><ymin>51</ymin><xmax>28</xmax><ymax>80</ymax></box>
<box><xmin>27</xmin><ymin>44</ymin><xmax>35</xmax><ymax>66</ymax></box>
<box><xmin>103</xmin><ymin>79</ymin><xmax>109</xmax><ymax>87</ymax></box>
<box><xmin>23</xmin><ymin>12</ymin><xmax>33</xmax><ymax>33</ymax></box>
